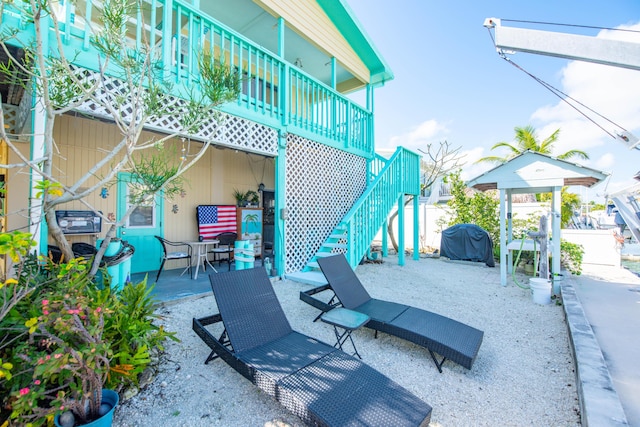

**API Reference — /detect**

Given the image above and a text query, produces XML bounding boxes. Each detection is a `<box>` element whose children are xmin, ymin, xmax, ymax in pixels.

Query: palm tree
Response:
<box><xmin>475</xmin><ymin>125</ymin><xmax>589</xmax><ymax>164</ymax></box>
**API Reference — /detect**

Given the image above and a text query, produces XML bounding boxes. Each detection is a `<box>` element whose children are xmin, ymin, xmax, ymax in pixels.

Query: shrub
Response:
<box><xmin>560</xmin><ymin>240</ymin><xmax>584</xmax><ymax>275</ymax></box>
<box><xmin>441</xmin><ymin>171</ymin><xmax>500</xmax><ymax>243</ymax></box>
<box><xmin>0</xmin><ymin>232</ymin><xmax>176</xmax><ymax>426</ymax></box>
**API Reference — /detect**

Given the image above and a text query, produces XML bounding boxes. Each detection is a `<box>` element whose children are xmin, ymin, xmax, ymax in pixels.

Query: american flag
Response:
<box><xmin>197</xmin><ymin>205</ymin><xmax>237</xmax><ymax>238</ymax></box>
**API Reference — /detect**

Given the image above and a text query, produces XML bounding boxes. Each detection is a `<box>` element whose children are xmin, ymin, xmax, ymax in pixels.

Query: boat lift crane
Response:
<box><xmin>484</xmin><ymin>17</ymin><xmax>640</xmax><ymax>244</ymax></box>
<box><xmin>484</xmin><ymin>17</ymin><xmax>640</xmax><ymax>150</ymax></box>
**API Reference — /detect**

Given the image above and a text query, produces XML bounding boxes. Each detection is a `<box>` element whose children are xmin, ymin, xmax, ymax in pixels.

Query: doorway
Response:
<box><xmin>117</xmin><ymin>173</ymin><xmax>163</xmax><ymax>274</ymax></box>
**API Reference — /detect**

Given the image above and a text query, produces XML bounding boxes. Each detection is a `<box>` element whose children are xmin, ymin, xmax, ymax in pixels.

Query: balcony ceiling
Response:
<box><xmin>201</xmin><ymin>0</ymin><xmax>357</xmax><ymax>90</ymax></box>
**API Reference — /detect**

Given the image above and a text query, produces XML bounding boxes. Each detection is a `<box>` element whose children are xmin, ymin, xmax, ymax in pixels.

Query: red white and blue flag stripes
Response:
<box><xmin>197</xmin><ymin>205</ymin><xmax>237</xmax><ymax>238</ymax></box>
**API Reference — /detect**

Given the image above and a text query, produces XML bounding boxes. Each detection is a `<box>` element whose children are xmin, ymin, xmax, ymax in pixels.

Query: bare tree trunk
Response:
<box><xmin>44</xmin><ymin>206</ymin><xmax>73</xmax><ymax>261</ymax></box>
<box><xmin>387</xmin><ymin>196</ymin><xmax>413</xmax><ymax>252</ymax></box>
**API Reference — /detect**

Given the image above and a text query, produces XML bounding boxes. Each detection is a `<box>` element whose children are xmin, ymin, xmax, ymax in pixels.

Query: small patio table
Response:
<box><xmin>188</xmin><ymin>240</ymin><xmax>219</xmax><ymax>279</ymax></box>
<box><xmin>321</xmin><ymin>307</ymin><xmax>370</xmax><ymax>359</ymax></box>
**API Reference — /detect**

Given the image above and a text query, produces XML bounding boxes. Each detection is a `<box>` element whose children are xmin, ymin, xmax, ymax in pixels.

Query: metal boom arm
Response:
<box><xmin>484</xmin><ymin>18</ymin><xmax>640</xmax><ymax>71</ymax></box>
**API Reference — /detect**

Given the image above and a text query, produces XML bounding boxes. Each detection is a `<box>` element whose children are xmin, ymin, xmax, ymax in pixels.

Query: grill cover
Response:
<box><xmin>440</xmin><ymin>223</ymin><xmax>495</xmax><ymax>267</ymax></box>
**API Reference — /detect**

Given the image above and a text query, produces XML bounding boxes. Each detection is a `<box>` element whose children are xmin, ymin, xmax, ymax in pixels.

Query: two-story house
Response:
<box><xmin>0</xmin><ymin>0</ymin><xmax>420</xmax><ymax>281</ymax></box>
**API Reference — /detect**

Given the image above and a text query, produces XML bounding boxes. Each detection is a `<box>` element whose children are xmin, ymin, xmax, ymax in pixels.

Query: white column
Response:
<box><xmin>500</xmin><ymin>189</ymin><xmax>507</xmax><ymax>286</ymax></box>
<box><xmin>552</xmin><ymin>186</ymin><xmax>562</xmax><ymax>294</ymax></box>
<box><xmin>506</xmin><ymin>189</ymin><xmax>513</xmax><ymax>274</ymax></box>
<box><xmin>30</xmin><ymin>98</ymin><xmax>46</xmax><ymax>252</ymax></box>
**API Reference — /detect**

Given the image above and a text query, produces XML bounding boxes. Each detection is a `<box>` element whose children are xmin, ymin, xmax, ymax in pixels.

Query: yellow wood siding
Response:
<box><xmin>5</xmin><ymin>141</ymin><xmax>31</xmax><ymax>237</ymax></box>
<box><xmin>46</xmin><ymin>116</ymin><xmax>274</xmax><ymax>247</ymax></box>
<box><xmin>4</xmin><ymin>114</ymin><xmax>275</xmax><ymax>273</ymax></box>
<box><xmin>255</xmin><ymin>0</ymin><xmax>370</xmax><ymax>85</ymax></box>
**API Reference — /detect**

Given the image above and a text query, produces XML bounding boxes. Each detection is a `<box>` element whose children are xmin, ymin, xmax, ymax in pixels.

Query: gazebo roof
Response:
<box><xmin>467</xmin><ymin>151</ymin><xmax>609</xmax><ymax>193</ymax></box>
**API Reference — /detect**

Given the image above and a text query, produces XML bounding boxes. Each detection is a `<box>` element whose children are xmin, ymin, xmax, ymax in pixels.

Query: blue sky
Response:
<box><xmin>345</xmin><ymin>0</ymin><xmax>640</xmax><ymax>202</ymax></box>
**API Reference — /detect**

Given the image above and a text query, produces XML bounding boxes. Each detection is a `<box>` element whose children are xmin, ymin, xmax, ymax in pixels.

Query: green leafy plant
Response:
<box><xmin>560</xmin><ymin>240</ymin><xmax>584</xmax><ymax>275</ymax></box>
<box><xmin>4</xmin><ymin>257</ymin><xmax>112</xmax><ymax>426</ymax></box>
<box><xmin>245</xmin><ymin>190</ymin><xmax>260</xmax><ymax>206</ymax></box>
<box><xmin>440</xmin><ymin>171</ymin><xmax>500</xmax><ymax>243</ymax></box>
<box><xmin>105</xmin><ymin>279</ymin><xmax>178</xmax><ymax>390</ymax></box>
<box><xmin>0</xmin><ymin>232</ymin><xmax>176</xmax><ymax>427</ymax></box>
<box><xmin>232</xmin><ymin>189</ymin><xmax>248</xmax><ymax>207</ymax></box>
<box><xmin>233</xmin><ymin>189</ymin><xmax>260</xmax><ymax>207</ymax></box>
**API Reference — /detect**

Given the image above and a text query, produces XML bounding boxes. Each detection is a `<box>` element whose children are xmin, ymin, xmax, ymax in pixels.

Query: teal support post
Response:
<box><xmin>381</xmin><ymin>218</ymin><xmax>388</xmax><ymax>257</ymax></box>
<box><xmin>83</xmin><ymin>2</ymin><xmax>93</xmax><ymax>49</ymax></box>
<box><xmin>413</xmin><ymin>195</ymin><xmax>420</xmax><ymax>260</ymax></box>
<box><xmin>367</xmin><ymin>85</ymin><xmax>374</xmax><ymax>150</ymax></box>
<box><xmin>161</xmin><ymin>0</ymin><xmax>174</xmax><ymax>81</ymax></box>
<box><xmin>499</xmin><ymin>189</ymin><xmax>507</xmax><ymax>287</ymax></box>
<box><xmin>330</xmin><ymin>57</ymin><xmax>337</xmax><ymax>89</ymax></box>
<box><xmin>397</xmin><ymin>195</ymin><xmax>405</xmax><ymax>266</ymax></box>
<box><xmin>278</xmin><ymin>17</ymin><xmax>285</xmax><ymax>57</ymax></box>
<box><xmin>281</xmin><ymin>64</ymin><xmax>290</xmax><ymax>126</ymax></box>
<box><xmin>274</xmin><ymin>131</ymin><xmax>287</xmax><ymax>276</ymax></box>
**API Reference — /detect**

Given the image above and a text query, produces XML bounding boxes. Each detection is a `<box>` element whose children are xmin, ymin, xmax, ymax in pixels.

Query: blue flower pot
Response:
<box><xmin>54</xmin><ymin>389</ymin><xmax>119</xmax><ymax>427</ymax></box>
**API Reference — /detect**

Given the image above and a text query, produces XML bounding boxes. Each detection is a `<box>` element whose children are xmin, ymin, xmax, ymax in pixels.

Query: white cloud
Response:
<box><xmin>527</xmin><ymin>22</ymin><xmax>640</xmax><ymax>193</ymax></box>
<box><xmin>385</xmin><ymin>119</ymin><xmax>449</xmax><ymax>151</ymax></box>
<box><xmin>457</xmin><ymin>146</ymin><xmax>495</xmax><ymax>181</ymax></box>
<box><xmin>594</xmin><ymin>152</ymin><xmax>615</xmax><ymax>170</ymax></box>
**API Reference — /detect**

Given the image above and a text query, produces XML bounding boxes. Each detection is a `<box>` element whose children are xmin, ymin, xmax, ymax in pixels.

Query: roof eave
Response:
<box><xmin>317</xmin><ymin>0</ymin><xmax>394</xmax><ymax>86</ymax></box>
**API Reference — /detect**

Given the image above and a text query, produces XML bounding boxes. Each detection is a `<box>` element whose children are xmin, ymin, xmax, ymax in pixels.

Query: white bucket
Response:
<box><xmin>529</xmin><ymin>278</ymin><xmax>551</xmax><ymax>305</ymax></box>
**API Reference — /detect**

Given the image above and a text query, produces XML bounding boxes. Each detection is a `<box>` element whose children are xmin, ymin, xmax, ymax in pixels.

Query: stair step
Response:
<box><xmin>329</xmin><ymin>234</ymin><xmax>347</xmax><ymax>239</ymax></box>
<box><xmin>314</xmin><ymin>252</ymin><xmax>336</xmax><ymax>258</ymax></box>
<box><xmin>322</xmin><ymin>242</ymin><xmax>347</xmax><ymax>249</ymax></box>
<box><xmin>306</xmin><ymin>261</ymin><xmax>319</xmax><ymax>268</ymax></box>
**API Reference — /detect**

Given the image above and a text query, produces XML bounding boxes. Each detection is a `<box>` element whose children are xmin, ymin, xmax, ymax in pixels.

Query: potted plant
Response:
<box><xmin>4</xmin><ymin>257</ymin><xmax>117</xmax><ymax>427</ymax></box>
<box><xmin>232</xmin><ymin>188</ymin><xmax>247</xmax><ymax>207</ymax></box>
<box><xmin>0</xmin><ymin>232</ymin><xmax>176</xmax><ymax>427</ymax></box>
<box><xmin>245</xmin><ymin>190</ymin><xmax>260</xmax><ymax>207</ymax></box>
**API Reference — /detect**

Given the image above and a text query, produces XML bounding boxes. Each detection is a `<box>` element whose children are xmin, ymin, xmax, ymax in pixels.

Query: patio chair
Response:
<box><xmin>193</xmin><ymin>268</ymin><xmax>432</xmax><ymax>427</ymax></box>
<box><xmin>301</xmin><ymin>254</ymin><xmax>484</xmax><ymax>373</ymax></box>
<box><xmin>208</xmin><ymin>232</ymin><xmax>237</xmax><ymax>271</ymax></box>
<box><xmin>154</xmin><ymin>235</ymin><xmax>192</xmax><ymax>282</ymax></box>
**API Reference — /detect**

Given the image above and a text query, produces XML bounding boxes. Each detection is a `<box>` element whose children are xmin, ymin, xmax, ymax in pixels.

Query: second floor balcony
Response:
<box><xmin>0</xmin><ymin>0</ymin><xmax>386</xmax><ymax>158</ymax></box>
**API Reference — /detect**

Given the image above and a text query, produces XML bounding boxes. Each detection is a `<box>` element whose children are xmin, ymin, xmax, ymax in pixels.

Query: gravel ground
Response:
<box><xmin>112</xmin><ymin>256</ymin><xmax>580</xmax><ymax>427</ymax></box>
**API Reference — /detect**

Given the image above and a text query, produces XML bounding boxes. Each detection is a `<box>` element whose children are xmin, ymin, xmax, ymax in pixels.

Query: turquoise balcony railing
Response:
<box><xmin>0</xmin><ymin>0</ymin><xmax>373</xmax><ymax>156</ymax></box>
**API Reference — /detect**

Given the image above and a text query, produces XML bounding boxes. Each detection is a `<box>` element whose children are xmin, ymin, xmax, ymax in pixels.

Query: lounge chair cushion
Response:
<box><xmin>317</xmin><ymin>254</ymin><xmax>484</xmax><ymax>371</ymax></box>
<box><xmin>238</xmin><ymin>331</ymin><xmax>334</xmax><ymax>381</ymax></box>
<box><xmin>386</xmin><ymin>307</ymin><xmax>483</xmax><ymax>370</ymax></box>
<box><xmin>279</xmin><ymin>350</ymin><xmax>431</xmax><ymax>427</ymax></box>
<box><xmin>354</xmin><ymin>299</ymin><xmax>408</xmax><ymax>323</ymax></box>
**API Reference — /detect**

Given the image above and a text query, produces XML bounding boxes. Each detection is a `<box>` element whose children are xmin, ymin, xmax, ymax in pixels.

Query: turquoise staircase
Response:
<box><xmin>286</xmin><ymin>147</ymin><xmax>421</xmax><ymax>285</ymax></box>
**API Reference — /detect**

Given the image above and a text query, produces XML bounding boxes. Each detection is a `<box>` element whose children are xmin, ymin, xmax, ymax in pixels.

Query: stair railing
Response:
<box><xmin>339</xmin><ymin>147</ymin><xmax>420</xmax><ymax>268</ymax></box>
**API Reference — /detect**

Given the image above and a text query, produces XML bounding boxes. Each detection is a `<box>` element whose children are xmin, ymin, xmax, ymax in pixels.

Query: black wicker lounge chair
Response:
<box><xmin>300</xmin><ymin>254</ymin><xmax>483</xmax><ymax>373</ymax></box>
<box><xmin>193</xmin><ymin>268</ymin><xmax>432</xmax><ymax>427</ymax></box>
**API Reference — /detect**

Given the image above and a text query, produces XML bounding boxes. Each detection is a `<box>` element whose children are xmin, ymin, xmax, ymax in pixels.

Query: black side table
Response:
<box><xmin>321</xmin><ymin>307</ymin><xmax>370</xmax><ymax>359</ymax></box>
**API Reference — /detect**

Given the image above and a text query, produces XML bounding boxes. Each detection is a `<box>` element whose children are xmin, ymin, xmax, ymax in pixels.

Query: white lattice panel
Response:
<box><xmin>284</xmin><ymin>134</ymin><xmax>366</xmax><ymax>273</ymax></box>
<box><xmin>70</xmin><ymin>68</ymin><xmax>278</xmax><ymax>155</ymax></box>
<box><xmin>2</xmin><ymin>104</ymin><xmax>19</xmax><ymax>134</ymax></box>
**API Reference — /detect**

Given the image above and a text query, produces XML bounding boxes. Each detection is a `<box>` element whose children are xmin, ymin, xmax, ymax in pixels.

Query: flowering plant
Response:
<box><xmin>5</xmin><ymin>257</ymin><xmax>115</xmax><ymax>426</ymax></box>
<box><xmin>0</xmin><ymin>232</ymin><xmax>176</xmax><ymax>427</ymax></box>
